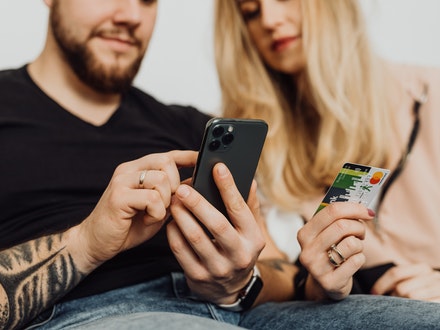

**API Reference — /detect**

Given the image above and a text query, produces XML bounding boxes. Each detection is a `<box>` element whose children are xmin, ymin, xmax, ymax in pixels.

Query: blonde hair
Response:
<box><xmin>214</xmin><ymin>0</ymin><xmax>395</xmax><ymax>211</ymax></box>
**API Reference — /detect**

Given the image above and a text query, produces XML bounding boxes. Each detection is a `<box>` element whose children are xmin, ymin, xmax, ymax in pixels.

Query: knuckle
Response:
<box><xmin>349</xmin><ymin>253</ymin><xmax>365</xmax><ymax>270</ymax></box>
<box><xmin>214</xmin><ymin>266</ymin><xmax>232</xmax><ymax>280</ymax></box>
<box><xmin>393</xmin><ymin>283</ymin><xmax>409</xmax><ymax>298</ymax></box>
<box><xmin>386</xmin><ymin>267</ymin><xmax>399</xmax><ymax>279</ymax></box>
<box><xmin>155</xmin><ymin>170</ymin><xmax>169</xmax><ymax>185</ymax></box>
<box><xmin>235</xmin><ymin>263</ymin><xmax>251</xmax><ymax>275</ymax></box>
<box><xmin>226</xmin><ymin>198</ymin><xmax>247</xmax><ymax>215</ymax></box>
<box><xmin>191</xmin><ymin>271</ymin><xmax>209</xmax><ymax>284</ymax></box>
<box><xmin>325</xmin><ymin>203</ymin><xmax>343</xmax><ymax>219</ymax></box>
<box><xmin>111</xmin><ymin>172</ymin><xmax>126</xmax><ymax>188</ymax></box>
<box><xmin>114</xmin><ymin>163</ymin><xmax>128</xmax><ymax>176</ymax></box>
<box><xmin>298</xmin><ymin>250</ymin><xmax>313</xmax><ymax>268</ymax></box>
<box><xmin>296</xmin><ymin>228</ymin><xmax>306</xmax><ymax>245</ymax></box>
<box><xmin>147</xmin><ymin>190</ymin><xmax>162</xmax><ymax>205</ymax></box>
<box><xmin>168</xmin><ymin>237</ymin><xmax>185</xmax><ymax>255</ymax></box>
<box><xmin>232</xmin><ymin>253</ymin><xmax>253</xmax><ymax>272</ymax></box>
<box><xmin>334</xmin><ymin>219</ymin><xmax>350</xmax><ymax>236</ymax></box>
<box><xmin>185</xmin><ymin>190</ymin><xmax>203</xmax><ymax>208</ymax></box>
<box><xmin>148</xmin><ymin>206</ymin><xmax>166</xmax><ymax>220</ymax></box>
<box><xmin>209</xmin><ymin>220</ymin><xmax>230</xmax><ymax>236</ymax></box>
<box><xmin>185</xmin><ymin>230</ymin><xmax>205</xmax><ymax>246</ymax></box>
<box><xmin>344</xmin><ymin>236</ymin><xmax>362</xmax><ymax>253</ymax></box>
<box><xmin>157</xmin><ymin>154</ymin><xmax>173</xmax><ymax>168</ymax></box>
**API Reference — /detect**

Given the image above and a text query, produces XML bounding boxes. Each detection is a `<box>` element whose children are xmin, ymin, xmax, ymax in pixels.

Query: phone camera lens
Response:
<box><xmin>212</xmin><ymin>125</ymin><xmax>225</xmax><ymax>138</ymax></box>
<box><xmin>222</xmin><ymin>133</ymin><xmax>234</xmax><ymax>145</ymax></box>
<box><xmin>209</xmin><ymin>139</ymin><xmax>221</xmax><ymax>151</ymax></box>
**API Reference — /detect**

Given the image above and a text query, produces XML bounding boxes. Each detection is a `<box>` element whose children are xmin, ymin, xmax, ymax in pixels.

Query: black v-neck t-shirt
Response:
<box><xmin>0</xmin><ymin>66</ymin><xmax>211</xmax><ymax>301</ymax></box>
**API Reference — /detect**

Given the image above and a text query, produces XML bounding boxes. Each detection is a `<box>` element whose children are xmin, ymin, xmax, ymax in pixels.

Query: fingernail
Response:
<box><xmin>176</xmin><ymin>185</ymin><xmax>190</xmax><ymax>198</ymax></box>
<box><xmin>216</xmin><ymin>163</ymin><xmax>228</xmax><ymax>177</ymax></box>
<box><xmin>368</xmin><ymin>209</ymin><xmax>376</xmax><ymax>217</ymax></box>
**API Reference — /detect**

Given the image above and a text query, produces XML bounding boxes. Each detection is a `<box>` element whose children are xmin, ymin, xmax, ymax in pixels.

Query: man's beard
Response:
<box><xmin>50</xmin><ymin>3</ymin><xmax>143</xmax><ymax>94</ymax></box>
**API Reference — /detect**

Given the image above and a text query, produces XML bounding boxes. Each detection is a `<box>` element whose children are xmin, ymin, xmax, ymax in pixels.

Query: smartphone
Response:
<box><xmin>192</xmin><ymin>117</ymin><xmax>268</xmax><ymax>219</ymax></box>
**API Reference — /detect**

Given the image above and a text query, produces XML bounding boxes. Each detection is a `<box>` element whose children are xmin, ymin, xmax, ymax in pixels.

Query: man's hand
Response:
<box><xmin>167</xmin><ymin>163</ymin><xmax>265</xmax><ymax>305</ymax></box>
<box><xmin>71</xmin><ymin>150</ymin><xmax>198</xmax><ymax>272</ymax></box>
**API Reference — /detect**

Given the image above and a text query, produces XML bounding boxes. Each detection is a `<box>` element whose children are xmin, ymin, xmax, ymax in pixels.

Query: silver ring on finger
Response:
<box><xmin>328</xmin><ymin>243</ymin><xmax>346</xmax><ymax>268</ymax></box>
<box><xmin>139</xmin><ymin>170</ymin><xmax>147</xmax><ymax>188</ymax></box>
<box><xmin>331</xmin><ymin>244</ymin><xmax>346</xmax><ymax>262</ymax></box>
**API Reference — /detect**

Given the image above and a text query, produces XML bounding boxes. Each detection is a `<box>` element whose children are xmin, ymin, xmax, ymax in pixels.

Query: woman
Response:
<box><xmin>214</xmin><ymin>0</ymin><xmax>440</xmax><ymax>301</ymax></box>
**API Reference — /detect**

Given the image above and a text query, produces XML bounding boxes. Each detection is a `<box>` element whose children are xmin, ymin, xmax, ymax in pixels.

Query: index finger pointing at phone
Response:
<box><xmin>159</xmin><ymin>150</ymin><xmax>199</xmax><ymax>191</ymax></box>
<box><xmin>167</xmin><ymin>150</ymin><xmax>199</xmax><ymax>168</ymax></box>
<box><xmin>134</xmin><ymin>151</ymin><xmax>198</xmax><ymax>193</ymax></box>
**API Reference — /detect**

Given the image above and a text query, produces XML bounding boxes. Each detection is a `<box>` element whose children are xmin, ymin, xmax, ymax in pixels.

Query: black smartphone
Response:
<box><xmin>192</xmin><ymin>117</ymin><xmax>268</xmax><ymax>218</ymax></box>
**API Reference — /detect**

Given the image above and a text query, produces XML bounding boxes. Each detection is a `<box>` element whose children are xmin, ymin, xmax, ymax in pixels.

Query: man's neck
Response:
<box><xmin>27</xmin><ymin>52</ymin><xmax>122</xmax><ymax>127</ymax></box>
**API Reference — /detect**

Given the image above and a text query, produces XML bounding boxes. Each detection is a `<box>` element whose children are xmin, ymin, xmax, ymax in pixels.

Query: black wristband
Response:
<box><xmin>293</xmin><ymin>259</ymin><xmax>308</xmax><ymax>300</ymax></box>
<box><xmin>218</xmin><ymin>265</ymin><xmax>263</xmax><ymax>312</ymax></box>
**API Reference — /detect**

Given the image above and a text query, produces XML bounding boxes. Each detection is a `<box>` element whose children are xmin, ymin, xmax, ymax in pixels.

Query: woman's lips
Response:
<box><xmin>271</xmin><ymin>36</ymin><xmax>300</xmax><ymax>52</ymax></box>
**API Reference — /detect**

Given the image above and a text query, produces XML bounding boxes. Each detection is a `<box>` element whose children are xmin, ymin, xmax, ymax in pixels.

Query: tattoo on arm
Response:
<box><xmin>259</xmin><ymin>258</ymin><xmax>292</xmax><ymax>272</ymax></box>
<box><xmin>0</xmin><ymin>234</ymin><xmax>86</xmax><ymax>330</ymax></box>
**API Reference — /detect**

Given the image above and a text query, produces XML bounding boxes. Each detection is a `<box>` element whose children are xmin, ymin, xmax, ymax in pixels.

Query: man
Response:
<box><xmin>1</xmin><ymin>1</ymin><xmax>440</xmax><ymax>329</ymax></box>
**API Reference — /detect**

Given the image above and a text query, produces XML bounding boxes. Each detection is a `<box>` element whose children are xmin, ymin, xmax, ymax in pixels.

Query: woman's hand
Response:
<box><xmin>372</xmin><ymin>263</ymin><xmax>440</xmax><ymax>302</ymax></box>
<box><xmin>297</xmin><ymin>202</ymin><xmax>375</xmax><ymax>301</ymax></box>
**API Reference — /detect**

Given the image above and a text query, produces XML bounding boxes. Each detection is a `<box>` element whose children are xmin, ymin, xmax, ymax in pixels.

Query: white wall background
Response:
<box><xmin>1</xmin><ymin>0</ymin><xmax>439</xmax><ymax>115</ymax></box>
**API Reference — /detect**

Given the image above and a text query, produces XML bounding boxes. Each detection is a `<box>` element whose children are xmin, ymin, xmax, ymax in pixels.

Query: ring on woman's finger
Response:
<box><xmin>328</xmin><ymin>243</ymin><xmax>346</xmax><ymax>268</ymax></box>
<box><xmin>331</xmin><ymin>243</ymin><xmax>346</xmax><ymax>262</ymax></box>
<box><xmin>328</xmin><ymin>249</ymin><xmax>341</xmax><ymax>267</ymax></box>
<box><xmin>139</xmin><ymin>170</ymin><xmax>147</xmax><ymax>188</ymax></box>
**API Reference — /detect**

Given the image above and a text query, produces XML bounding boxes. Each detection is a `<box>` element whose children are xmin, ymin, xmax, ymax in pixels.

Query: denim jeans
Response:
<box><xmin>26</xmin><ymin>272</ymin><xmax>440</xmax><ymax>330</ymax></box>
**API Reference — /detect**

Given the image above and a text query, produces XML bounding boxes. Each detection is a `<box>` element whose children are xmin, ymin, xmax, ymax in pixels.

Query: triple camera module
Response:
<box><xmin>208</xmin><ymin>124</ymin><xmax>235</xmax><ymax>151</ymax></box>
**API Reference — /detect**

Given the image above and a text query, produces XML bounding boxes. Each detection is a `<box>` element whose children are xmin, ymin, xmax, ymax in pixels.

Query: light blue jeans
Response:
<box><xmin>26</xmin><ymin>272</ymin><xmax>440</xmax><ymax>329</ymax></box>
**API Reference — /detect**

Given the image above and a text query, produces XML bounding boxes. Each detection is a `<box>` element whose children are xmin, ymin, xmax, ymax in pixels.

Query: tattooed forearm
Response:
<box><xmin>255</xmin><ymin>258</ymin><xmax>297</xmax><ymax>302</ymax></box>
<box><xmin>259</xmin><ymin>258</ymin><xmax>292</xmax><ymax>272</ymax></box>
<box><xmin>0</xmin><ymin>234</ymin><xmax>86</xmax><ymax>330</ymax></box>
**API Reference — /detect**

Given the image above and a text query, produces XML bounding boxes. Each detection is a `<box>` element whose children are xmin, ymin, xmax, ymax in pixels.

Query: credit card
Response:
<box><xmin>315</xmin><ymin>162</ymin><xmax>391</xmax><ymax>215</ymax></box>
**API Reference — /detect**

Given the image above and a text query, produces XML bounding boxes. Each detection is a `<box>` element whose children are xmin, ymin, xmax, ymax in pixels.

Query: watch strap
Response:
<box><xmin>218</xmin><ymin>265</ymin><xmax>263</xmax><ymax>312</ymax></box>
